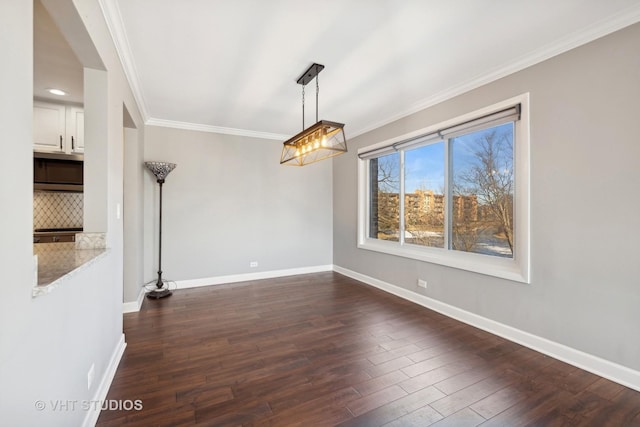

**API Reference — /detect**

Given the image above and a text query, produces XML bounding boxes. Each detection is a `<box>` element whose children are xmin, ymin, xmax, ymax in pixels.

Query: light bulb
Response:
<box><xmin>321</xmin><ymin>128</ymin><xmax>328</xmax><ymax>147</ymax></box>
<box><xmin>47</xmin><ymin>88</ymin><xmax>67</xmax><ymax>96</ymax></box>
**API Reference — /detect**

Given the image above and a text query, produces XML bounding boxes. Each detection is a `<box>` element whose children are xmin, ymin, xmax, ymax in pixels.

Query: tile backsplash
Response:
<box><xmin>33</xmin><ymin>192</ymin><xmax>83</xmax><ymax>229</ymax></box>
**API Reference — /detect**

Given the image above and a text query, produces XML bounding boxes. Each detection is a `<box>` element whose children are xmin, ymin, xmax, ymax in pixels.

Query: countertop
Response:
<box><xmin>33</xmin><ymin>241</ymin><xmax>108</xmax><ymax>297</ymax></box>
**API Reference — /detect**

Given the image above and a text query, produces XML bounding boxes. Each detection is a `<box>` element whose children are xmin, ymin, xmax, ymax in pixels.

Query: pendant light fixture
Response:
<box><xmin>280</xmin><ymin>63</ymin><xmax>347</xmax><ymax>166</ymax></box>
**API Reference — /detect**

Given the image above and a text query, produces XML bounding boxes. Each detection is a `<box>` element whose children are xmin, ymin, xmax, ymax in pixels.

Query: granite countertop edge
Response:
<box><xmin>32</xmin><ymin>246</ymin><xmax>110</xmax><ymax>298</ymax></box>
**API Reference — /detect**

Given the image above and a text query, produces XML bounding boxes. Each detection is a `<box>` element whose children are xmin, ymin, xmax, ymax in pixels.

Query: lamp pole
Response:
<box><xmin>155</xmin><ymin>177</ymin><xmax>165</xmax><ymax>289</ymax></box>
<box><xmin>144</xmin><ymin>161</ymin><xmax>176</xmax><ymax>299</ymax></box>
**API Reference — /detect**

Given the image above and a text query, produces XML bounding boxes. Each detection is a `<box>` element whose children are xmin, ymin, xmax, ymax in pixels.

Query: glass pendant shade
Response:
<box><xmin>280</xmin><ymin>120</ymin><xmax>347</xmax><ymax>166</ymax></box>
<box><xmin>145</xmin><ymin>161</ymin><xmax>176</xmax><ymax>182</ymax></box>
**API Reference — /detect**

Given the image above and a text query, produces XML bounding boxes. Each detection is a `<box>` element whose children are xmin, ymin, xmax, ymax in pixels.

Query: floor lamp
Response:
<box><xmin>145</xmin><ymin>161</ymin><xmax>176</xmax><ymax>299</ymax></box>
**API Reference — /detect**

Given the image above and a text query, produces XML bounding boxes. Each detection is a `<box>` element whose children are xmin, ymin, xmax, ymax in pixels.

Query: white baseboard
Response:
<box><xmin>82</xmin><ymin>333</ymin><xmax>127</xmax><ymax>427</ymax></box>
<box><xmin>175</xmin><ymin>264</ymin><xmax>334</xmax><ymax>289</ymax></box>
<box><xmin>333</xmin><ymin>265</ymin><xmax>640</xmax><ymax>393</ymax></box>
<box><xmin>122</xmin><ymin>287</ymin><xmax>145</xmax><ymax>313</ymax></box>
<box><xmin>125</xmin><ymin>265</ymin><xmax>334</xmax><ymax>308</ymax></box>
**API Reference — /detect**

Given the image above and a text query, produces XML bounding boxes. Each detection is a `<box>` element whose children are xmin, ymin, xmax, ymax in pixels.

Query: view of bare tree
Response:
<box><xmin>369</xmin><ymin>154</ymin><xmax>400</xmax><ymax>240</ymax></box>
<box><xmin>451</xmin><ymin>219</ymin><xmax>480</xmax><ymax>252</ymax></box>
<box><xmin>375</xmin><ymin>154</ymin><xmax>400</xmax><ymax>193</ymax></box>
<box><xmin>454</xmin><ymin>128</ymin><xmax>514</xmax><ymax>254</ymax></box>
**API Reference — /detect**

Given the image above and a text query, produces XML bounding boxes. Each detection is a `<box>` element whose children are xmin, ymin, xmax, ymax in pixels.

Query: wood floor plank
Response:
<box><xmin>468</xmin><ymin>384</ymin><xmax>528</xmax><ymax>419</ymax></box>
<box><xmin>95</xmin><ymin>272</ymin><xmax>640</xmax><ymax>426</ymax></box>
<box><xmin>364</xmin><ymin>356</ymin><xmax>416</xmax><ymax>379</ymax></box>
<box><xmin>432</xmin><ymin>362</ymin><xmax>496</xmax><ymax>395</ymax></box>
<box><xmin>264</xmin><ymin>386</ymin><xmax>361</xmax><ymax>426</ymax></box>
<box><xmin>478</xmin><ymin>388</ymin><xmax>573</xmax><ymax>427</ymax></box>
<box><xmin>399</xmin><ymin>360</ymin><xmax>480</xmax><ymax>394</ymax></box>
<box><xmin>428</xmin><ymin>407</ymin><xmax>485</xmax><ymax>427</ymax></box>
<box><xmin>430</xmin><ymin>371</ymin><xmax>516</xmax><ymax>417</ymax></box>
<box><xmin>367</xmin><ymin>343</ymin><xmax>423</xmax><ymax>365</ymax></box>
<box><xmin>382</xmin><ymin>404</ymin><xmax>444</xmax><ymax>426</ymax></box>
<box><xmin>338</xmin><ymin>386</ymin><xmax>446</xmax><ymax>427</ymax></box>
<box><xmin>346</xmin><ymin>385</ymin><xmax>408</xmax><ymax>417</ymax></box>
<box><xmin>586</xmin><ymin>377</ymin><xmax>627</xmax><ymax>400</ymax></box>
<box><xmin>353</xmin><ymin>370</ymin><xmax>410</xmax><ymax>396</ymax></box>
<box><xmin>401</xmin><ymin>351</ymin><xmax>483</xmax><ymax>378</ymax></box>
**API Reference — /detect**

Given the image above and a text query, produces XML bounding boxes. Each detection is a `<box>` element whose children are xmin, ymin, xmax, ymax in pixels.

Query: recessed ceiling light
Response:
<box><xmin>47</xmin><ymin>88</ymin><xmax>67</xmax><ymax>96</ymax></box>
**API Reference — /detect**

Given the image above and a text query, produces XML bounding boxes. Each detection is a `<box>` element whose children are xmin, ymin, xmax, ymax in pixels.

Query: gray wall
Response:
<box><xmin>123</xmin><ymin>125</ymin><xmax>145</xmax><ymax>303</ymax></box>
<box><xmin>143</xmin><ymin>125</ymin><xmax>333</xmax><ymax>283</ymax></box>
<box><xmin>0</xmin><ymin>0</ymin><xmax>145</xmax><ymax>425</ymax></box>
<box><xmin>333</xmin><ymin>23</ymin><xmax>640</xmax><ymax>372</ymax></box>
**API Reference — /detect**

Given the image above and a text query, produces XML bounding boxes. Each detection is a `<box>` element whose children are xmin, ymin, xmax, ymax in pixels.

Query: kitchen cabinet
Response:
<box><xmin>33</xmin><ymin>101</ymin><xmax>84</xmax><ymax>154</ymax></box>
<box><xmin>66</xmin><ymin>107</ymin><xmax>84</xmax><ymax>152</ymax></box>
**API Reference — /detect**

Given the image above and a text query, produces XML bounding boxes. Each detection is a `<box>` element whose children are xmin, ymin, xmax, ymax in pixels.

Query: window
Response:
<box><xmin>450</xmin><ymin>122</ymin><xmax>514</xmax><ymax>258</ymax></box>
<box><xmin>404</xmin><ymin>142</ymin><xmax>445</xmax><ymax>248</ymax></box>
<box><xmin>358</xmin><ymin>95</ymin><xmax>530</xmax><ymax>283</ymax></box>
<box><xmin>369</xmin><ymin>152</ymin><xmax>400</xmax><ymax>242</ymax></box>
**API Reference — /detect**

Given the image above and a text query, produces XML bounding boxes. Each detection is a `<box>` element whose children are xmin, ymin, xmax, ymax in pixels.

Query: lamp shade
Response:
<box><xmin>145</xmin><ymin>161</ymin><xmax>176</xmax><ymax>182</ymax></box>
<box><xmin>280</xmin><ymin>120</ymin><xmax>347</xmax><ymax>166</ymax></box>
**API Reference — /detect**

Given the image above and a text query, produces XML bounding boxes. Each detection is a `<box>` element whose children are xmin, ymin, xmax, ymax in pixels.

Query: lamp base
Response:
<box><xmin>147</xmin><ymin>288</ymin><xmax>172</xmax><ymax>299</ymax></box>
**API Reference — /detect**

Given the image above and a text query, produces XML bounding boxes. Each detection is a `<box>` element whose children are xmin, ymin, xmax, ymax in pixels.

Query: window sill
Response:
<box><xmin>357</xmin><ymin>238</ymin><xmax>529</xmax><ymax>284</ymax></box>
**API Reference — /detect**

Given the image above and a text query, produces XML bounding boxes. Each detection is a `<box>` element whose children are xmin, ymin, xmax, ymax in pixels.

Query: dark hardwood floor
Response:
<box><xmin>96</xmin><ymin>272</ymin><xmax>640</xmax><ymax>426</ymax></box>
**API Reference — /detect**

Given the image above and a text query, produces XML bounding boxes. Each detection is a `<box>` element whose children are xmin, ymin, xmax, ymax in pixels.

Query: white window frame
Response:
<box><xmin>357</xmin><ymin>94</ymin><xmax>530</xmax><ymax>283</ymax></box>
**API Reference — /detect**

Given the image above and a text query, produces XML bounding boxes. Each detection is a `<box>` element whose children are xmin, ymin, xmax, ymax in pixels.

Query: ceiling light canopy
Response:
<box><xmin>280</xmin><ymin>63</ymin><xmax>347</xmax><ymax>166</ymax></box>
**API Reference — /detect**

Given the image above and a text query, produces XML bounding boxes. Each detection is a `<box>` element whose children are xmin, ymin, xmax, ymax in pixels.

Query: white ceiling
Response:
<box><xmin>34</xmin><ymin>0</ymin><xmax>84</xmax><ymax>104</ymax></box>
<box><xmin>49</xmin><ymin>0</ymin><xmax>640</xmax><ymax>139</ymax></box>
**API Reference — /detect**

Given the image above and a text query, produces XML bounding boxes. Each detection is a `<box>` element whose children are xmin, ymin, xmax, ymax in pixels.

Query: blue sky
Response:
<box><xmin>405</xmin><ymin>142</ymin><xmax>444</xmax><ymax>193</ymax></box>
<box><xmin>403</xmin><ymin>123</ymin><xmax>513</xmax><ymax>193</ymax></box>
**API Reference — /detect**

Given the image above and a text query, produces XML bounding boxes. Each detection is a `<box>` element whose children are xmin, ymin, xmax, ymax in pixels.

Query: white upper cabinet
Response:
<box><xmin>66</xmin><ymin>107</ymin><xmax>84</xmax><ymax>153</ymax></box>
<box><xmin>33</xmin><ymin>101</ymin><xmax>84</xmax><ymax>153</ymax></box>
<box><xmin>33</xmin><ymin>101</ymin><xmax>65</xmax><ymax>152</ymax></box>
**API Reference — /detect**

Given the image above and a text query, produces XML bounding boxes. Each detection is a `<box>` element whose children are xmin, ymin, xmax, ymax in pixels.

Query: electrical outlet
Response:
<box><xmin>87</xmin><ymin>363</ymin><xmax>95</xmax><ymax>390</ymax></box>
<box><xmin>249</xmin><ymin>261</ymin><xmax>258</xmax><ymax>268</ymax></box>
<box><xmin>417</xmin><ymin>279</ymin><xmax>427</xmax><ymax>289</ymax></box>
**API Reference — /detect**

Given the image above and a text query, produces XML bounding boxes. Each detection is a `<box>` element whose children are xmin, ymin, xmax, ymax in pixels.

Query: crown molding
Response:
<box><xmin>145</xmin><ymin>118</ymin><xmax>289</xmax><ymax>141</ymax></box>
<box><xmin>349</xmin><ymin>4</ymin><xmax>640</xmax><ymax>139</ymax></box>
<box><xmin>98</xmin><ymin>0</ymin><xmax>640</xmax><ymax>139</ymax></box>
<box><xmin>98</xmin><ymin>0</ymin><xmax>150</xmax><ymax>121</ymax></box>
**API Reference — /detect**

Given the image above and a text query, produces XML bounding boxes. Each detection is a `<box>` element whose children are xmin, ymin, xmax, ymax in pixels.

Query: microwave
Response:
<box><xmin>34</xmin><ymin>152</ymin><xmax>83</xmax><ymax>192</ymax></box>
